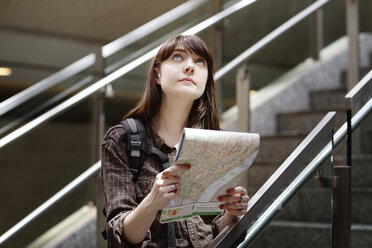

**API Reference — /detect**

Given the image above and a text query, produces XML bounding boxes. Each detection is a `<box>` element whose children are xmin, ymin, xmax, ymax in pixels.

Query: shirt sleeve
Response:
<box><xmin>201</xmin><ymin>214</ymin><xmax>224</xmax><ymax>238</ymax></box>
<box><xmin>101</xmin><ymin>127</ymin><xmax>150</xmax><ymax>247</ymax></box>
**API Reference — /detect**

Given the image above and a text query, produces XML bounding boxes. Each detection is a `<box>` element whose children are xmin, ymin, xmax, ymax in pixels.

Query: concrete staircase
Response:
<box><xmin>245</xmin><ymin>68</ymin><xmax>372</xmax><ymax>247</ymax></box>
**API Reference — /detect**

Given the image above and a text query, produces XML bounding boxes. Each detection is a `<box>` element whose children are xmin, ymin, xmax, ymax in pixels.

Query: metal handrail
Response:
<box><xmin>345</xmin><ymin>69</ymin><xmax>372</xmax><ymax>109</ymax></box>
<box><xmin>0</xmin><ymin>0</ymin><xmax>257</xmax><ymax>149</ymax></box>
<box><xmin>236</xmin><ymin>97</ymin><xmax>372</xmax><ymax>248</ymax></box>
<box><xmin>0</xmin><ymin>0</ymin><xmax>208</xmax><ymax>118</ymax></box>
<box><xmin>0</xmin><ymin>53</ymin><xmax>95</xmax><ymax>117</ymax></box>
<box><xmin>345</xmin><ymin>69</ymin><xmax>371</xmax><ymax>166</ymax></box>
<box><xmin>0</xmin><ymin>76</ymin><xmax>93</xmax><ymax>136</ymax></box>
<box><xmin>103</xmin><ymin>19</ymin><xmax>204</xmax><ymax>75</ymax></box>
<box><xmin>101</xmin><ymin>0</ymin><xmax>208</xmax><ymax>58</ymax></box>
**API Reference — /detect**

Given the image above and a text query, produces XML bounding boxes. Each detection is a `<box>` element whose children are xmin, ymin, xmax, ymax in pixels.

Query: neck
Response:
<box><xmin>153</xmin><ymin>96</ymin><xmax>193</xmax><ymax>147</ymax></box>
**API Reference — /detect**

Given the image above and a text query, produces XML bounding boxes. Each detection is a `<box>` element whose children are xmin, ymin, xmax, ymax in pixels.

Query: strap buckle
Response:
<box><xmin>130</xmin><ymin>140</ymin><xmax>141</xmax><ymax>157</ymax></box>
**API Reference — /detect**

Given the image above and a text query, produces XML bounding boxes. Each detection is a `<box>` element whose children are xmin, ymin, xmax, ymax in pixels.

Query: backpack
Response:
<box><xmin>102</xmin><ymin>118</ymin><xmax>176</xmax><ymax>247</ymax></box>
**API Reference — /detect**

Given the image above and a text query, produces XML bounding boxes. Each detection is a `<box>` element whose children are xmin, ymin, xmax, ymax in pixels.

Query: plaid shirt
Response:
<box><xmin>101</xmin><ymin>121</ymin><xmax>222</xmax><ymax>248</ymax></box>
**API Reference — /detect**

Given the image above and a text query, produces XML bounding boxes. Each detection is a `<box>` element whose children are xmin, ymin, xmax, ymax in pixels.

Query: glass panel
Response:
<box><xmin>249</xmin><ymin>158</ymin><xmax>333</xmax><ymax>248</ymax></box>
<box><xmin>240</xmin><ymin>129</ymin><xmax>333</xmax><ymax>247</ymax></box>
<box><xmin>350</xmin><ymin>87</ymin><xmax>372</xmax><ymax>247</ymax></box>
<box><xmin>0</xmin><ymin>66</ymin><xmax>95</xmax><ymax>246</ymax></box>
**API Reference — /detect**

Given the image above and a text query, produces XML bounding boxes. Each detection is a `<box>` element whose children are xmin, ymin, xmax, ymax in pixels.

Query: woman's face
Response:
<box><xmin>157</xmin><ymin>46</ymin><xmax>208</xmax><ymax>102</ymax></box>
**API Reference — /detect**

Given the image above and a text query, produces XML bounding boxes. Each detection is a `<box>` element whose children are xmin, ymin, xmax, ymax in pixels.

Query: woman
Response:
<box><xmin>101</xmin><ymin>35</ymin><xmax>249</xmax><ymax>247</ymax></box>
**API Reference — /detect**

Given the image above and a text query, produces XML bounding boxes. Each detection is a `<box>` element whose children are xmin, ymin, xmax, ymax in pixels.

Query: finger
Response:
<box><xmin>227</xmin><ymin>208</ymin><xmax>247</xmax><ymax>216</ymax></box>
<box><xmin>240</xmin><ymin>195</ymin><xmax>250</xmax><ymax>203</ymax></box>
<box><xmin>221</xmin><ymin>202</ymin><xmax>247</xmax><ymax>212</ymax></box>
<box><xmin>156</xmin><ymin>174</ymin><xmax>179</xmax><ymax>184</ymax></box>
<box><xmin>218</xmin><ymin>193</ymin><xmax>244</xmax><ymax>203</ymax></box>
<box><xmin>160</xmin><ymin>184</ymin><xmax>179</xmax><ymax>193</ymax></box>
<box><xmin>226</xmin><ymin>186</ymin><xmax>247</xmax><ymax>196</ymax></box>
<box><xmin>167</xmin><ymin>164</ymin><xmax>191</xmax><ymax>175</ymax></box>
<box><xmin>233</xmin><ymin>186</ymin><xmax>248</xmax><ymax>196</ymax></box>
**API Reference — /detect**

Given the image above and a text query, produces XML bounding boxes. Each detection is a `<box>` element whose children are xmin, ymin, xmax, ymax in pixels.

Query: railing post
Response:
<box><xmin>236</xmin><ymin>64</ymin><xmax>250</xmax><ymax>132</ymax></box>
<box><xmin>310</xmin><ymin>0</ymin><xmax>324</xmax><ymax>60</ymax></box>
<box><xmin>332</xmin><ymin>165</ymin><xmax>351</xmax><ymax>248</ymax></box>
<box><xmin>91</xmin><ymin>52</ymin><xmax>106</xmax><ymax>248</ymax></box>
<box><xmin>209</xmin><ymin>0</ymin><xmax>225</xmax><ymax>113</ymax></box>
<box><xmin>346</xmin><ymin>0</ymin><xmax>360</xmax><ymax>91</ymax></box>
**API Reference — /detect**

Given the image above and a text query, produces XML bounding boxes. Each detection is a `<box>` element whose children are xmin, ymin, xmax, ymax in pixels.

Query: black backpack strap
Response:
<box><xmin>121</xmin><ymin>118</ymin><xmax>171</xmax><ymax>178</ymax></box>
<box><xmin>143</xmin><ymin>145</ymin><xmax>171</xmax><ymax>170</ymax></box>
<box><xmin>120</xmin><ymin>118</ymin><xmax>147</xmax><ymax>182</ymax></box>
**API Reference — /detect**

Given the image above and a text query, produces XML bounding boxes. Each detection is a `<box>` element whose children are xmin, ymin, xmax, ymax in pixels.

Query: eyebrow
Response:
<box><xmin>172</xmin><ymin>48</ymin><xmax>187</xmax><ymax>53</ymax></box>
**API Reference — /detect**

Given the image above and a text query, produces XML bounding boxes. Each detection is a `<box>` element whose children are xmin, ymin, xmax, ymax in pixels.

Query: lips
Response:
<box><xmin>179</xmin><ymin>78</ymin><xmax>196</xmax><ymax>85</ymax></box>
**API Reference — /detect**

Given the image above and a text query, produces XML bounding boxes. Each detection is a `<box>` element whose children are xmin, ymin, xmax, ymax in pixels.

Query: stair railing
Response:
<box><xmin>101</xmin><ymin>0</ymin><xmax>209</xmax><ymax>75</ymax></box>
<box><xmin>101</xmin><ymin>0</ymin><xmax>208</xmax><ymax>60</ymax></box>
<box><xmin>214</xmin><ymin>111</ymin><xmax>337</xmax><ymax>247</ymax></box>
<box><xmin>0</xmin><ymin>0</ymin><xmax>258</xmax><ymax>150</ymax></box>
<box><xmin>0</xmin><ymin>0</ymin><xmax>330</xmax><ymax>149</ymax></box>
<box><xmin>217</xmin><ymin>70</ymin><xmax>372</xmax><ymax>248</ymax></box>
<box><xmin>345</xmin><ymin>69</ymin><xmax>372</xmax><ymax>166</ymax></box>
<box><xmin>0</xmin><ymin>161</ymin><xmax>101</xmax><ymax>245</ymax></box>
<box><xmin>0</xmin><ymin>0</ymin><xmax>208</xmax><ymax>118</ymax></box>
<box><xmin>332</xmin><ymin>69</ymin><xmax>372</xmax><ymax>248</ymax></box>
<box><xmin>0</xmin><ymin>0</ymin><xmax>210</xmax><ymax>149</ymax></box>
<box><xmin>0</xmin><ymin>54</ymin><xmax>95</xmax><ymax>117</ymax></box>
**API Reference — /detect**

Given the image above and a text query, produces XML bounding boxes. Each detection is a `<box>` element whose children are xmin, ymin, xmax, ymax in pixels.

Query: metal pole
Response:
<box><xmin>346</xmin><ymin>0</ymin><xmax>360</xmax><ymax>91</ymax></box>
<box><xmin>236</xmin><ymin>65</ymin><xmax>250</xmax><ymax>132</ymax></box>
<box><xmin>209</xmin><ymin>0</ymin><xmax>225</xmax><ymax>114</ymax></box>
<box><xmin>92</xmin><ymin>52</ymin><xmax>106</xmax><ymax>248</ymax></box>
<box><xmin>346</xmin><ymin>109</ymin><xmax>352</xmax><ymax>166</ymax></box>
<box><xmin>310</xmin><ymin>0</ymin><xmax>324</xmax><ymax>60</ymax></box>
<box><xmin>332</xmin><ymin>166</ymin><xmax>351</xmax><ymax>248</ymax></box>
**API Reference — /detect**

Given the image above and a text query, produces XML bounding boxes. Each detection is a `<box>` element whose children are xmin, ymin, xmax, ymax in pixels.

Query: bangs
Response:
<box><xmin>158</xmin><ymin>35</ymin><xmax>213</xmax><ymax>66</ymax></box>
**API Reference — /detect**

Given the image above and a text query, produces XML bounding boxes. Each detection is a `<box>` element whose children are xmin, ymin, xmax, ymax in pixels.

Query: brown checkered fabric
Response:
<box><xmin>101</xmin><ymin>120</ymin><xmax>222</xmax><ymax>247</ymax></box>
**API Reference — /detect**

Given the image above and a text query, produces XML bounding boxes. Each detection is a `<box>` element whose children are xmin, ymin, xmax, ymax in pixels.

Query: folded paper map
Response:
<box><xmin>160</xmin><ymin>128</ymin><xmax>260</xmax><ymax>223</ymax></box>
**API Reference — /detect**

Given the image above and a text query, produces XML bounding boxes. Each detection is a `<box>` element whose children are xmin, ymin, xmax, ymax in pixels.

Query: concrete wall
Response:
<box><xmin>221</xmin><ymin>33</ymin><xmax>372</xmax><ymax>135</ymax></box>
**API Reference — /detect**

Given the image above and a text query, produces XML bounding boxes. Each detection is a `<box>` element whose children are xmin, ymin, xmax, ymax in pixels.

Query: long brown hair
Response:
<box><xmin>124</xmin><ymin>35</ymin><xmax>220</xmax><ymax>130</ymax></box>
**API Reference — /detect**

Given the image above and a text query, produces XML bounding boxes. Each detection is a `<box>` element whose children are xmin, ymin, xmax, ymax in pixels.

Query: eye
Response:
<box><xmin>196</xmin><ymin>58</ymin><xmax>205</xmax><ymax>65</ymax></box>
<box><xmin>172</xmin><ymin>54</ymin><xmax>182</xmax><ymax>61</ymax></box>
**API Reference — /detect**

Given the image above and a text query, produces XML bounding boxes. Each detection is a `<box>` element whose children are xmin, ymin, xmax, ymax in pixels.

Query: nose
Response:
<box><xmin>184</xmin><ymin>58</ymin><xmax>194</xmax><ymax>74</ymax></box>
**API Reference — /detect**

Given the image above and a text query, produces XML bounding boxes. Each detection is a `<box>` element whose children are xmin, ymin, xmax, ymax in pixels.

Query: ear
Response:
<box><xmin>154</xmin><ymin>69</ymin><xmax>161</xmax><ymax>85</ymax></box>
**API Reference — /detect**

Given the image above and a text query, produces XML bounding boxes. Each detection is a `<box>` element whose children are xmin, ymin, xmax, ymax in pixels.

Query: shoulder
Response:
<box><xmin>101</xmin><ymin>119</ymin><xmax>152</xmax><ymax>146</ymax></box>
<box><xmin>101</xmin><ymin>124</ymin><xmax>125</xmax><ymax>148</ymax></box>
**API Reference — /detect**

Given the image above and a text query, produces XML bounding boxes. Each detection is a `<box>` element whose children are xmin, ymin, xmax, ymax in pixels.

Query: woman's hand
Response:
<box><xmin>218</xmin><ymin>186</ymin><xmax>249</xmax><ymax>216</ymax></box>
<box><xmin>146</xmin><ymin>164</ymin><xmax>190</xmax><ymax>211</ymax></box>
<box><xmin>123</xmin><ymin>164</ymin><xmax>190</xmax><ymax>245</ymax></box>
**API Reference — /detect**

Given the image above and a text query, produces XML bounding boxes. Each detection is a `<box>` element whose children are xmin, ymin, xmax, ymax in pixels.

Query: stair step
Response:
<box><xmin>277</xmin><ymin>109</ymin><xmax>346</xmax><ymax>136</ymax></box>
<box><xmin>340</xmin><ymin>66</ymin><xmax>372</xmax><ymax>87</ymax></box>
<box><xmin>256</xmin><ymin>135</ymin><xmax>305</xmax><ymax>163</ymax></box>
<box><xmin>247</xmin><ymin>156</ymin><xmax>371</xmax><ymax>199</ymax></box>
<box><xmin>275</xmin><ymin>187</ymin><xmax>372</xmax><ymax>223</ymax></box>
<box><xmin>351</xmin><ymin>156</ymin><xmax>372</xmax><ymax>187</ymax></box>
<box><xmin>248</xmin><ymin>162</ymin><xmax>279</xmax><ymax>187</ymax></box>
<box><xmin>310</xmin><ymin>88</ymin><xmax>346</xmax><ymax>111</ymax></box>
<box><xmin>249</xmin><ymin>221</ymin><xmax>372</xmax><ymax>248</ymax></box>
